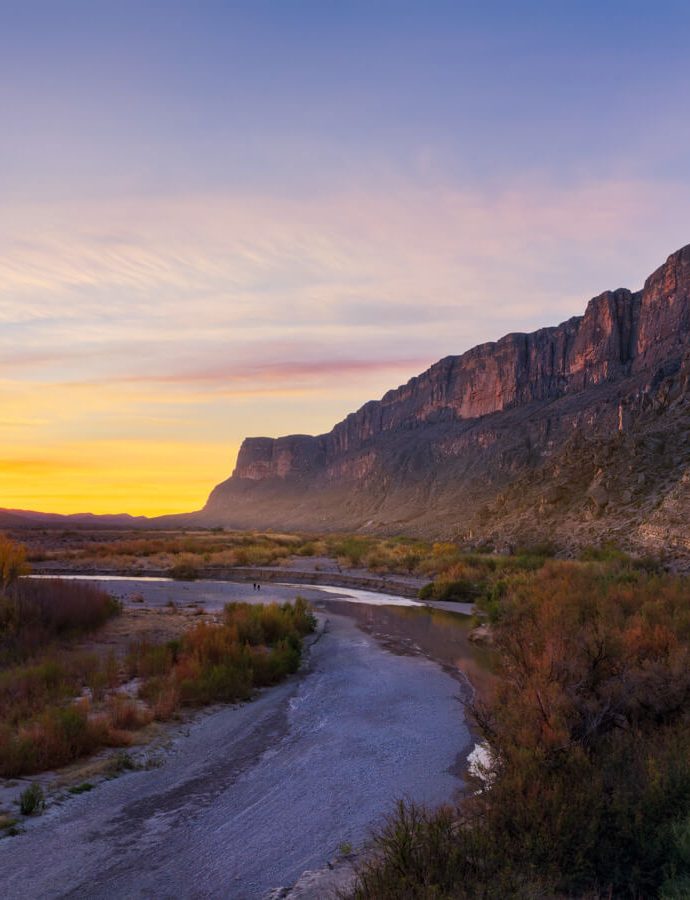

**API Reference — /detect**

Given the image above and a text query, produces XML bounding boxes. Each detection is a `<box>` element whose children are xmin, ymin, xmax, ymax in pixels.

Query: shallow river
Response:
<box><xmin>1</xmin><ymin>579</ymin><xmax>482</xmax><ymax>899</ymax></box>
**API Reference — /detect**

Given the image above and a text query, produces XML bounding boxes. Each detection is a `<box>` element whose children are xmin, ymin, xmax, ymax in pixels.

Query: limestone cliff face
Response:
<box><xmin>234</xmin><ymin>435</ymin><xmax>324</xmax><ymax>480</ymax></box>
<box><xmin>635</xmin><ymin>244</ymin><xmax>690</xmax><ymax>372</ymax></box>
<box><xmin>206</xmin><ymin>245</ymin><xmax>690</xmax><ymax>557</ymax></box>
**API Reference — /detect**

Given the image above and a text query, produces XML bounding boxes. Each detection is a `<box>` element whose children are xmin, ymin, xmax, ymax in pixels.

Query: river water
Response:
<box><xmin>1</xmin><ymin>577</ymin><xmax>483</xmax><ymax>899</ymax></box>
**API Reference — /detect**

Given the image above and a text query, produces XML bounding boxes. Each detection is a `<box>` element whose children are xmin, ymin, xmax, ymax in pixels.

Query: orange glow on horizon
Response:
<box><xmin>0</xmin><ymin>440</ymin><xmax>239</xmax><ymax>517</ymax></box>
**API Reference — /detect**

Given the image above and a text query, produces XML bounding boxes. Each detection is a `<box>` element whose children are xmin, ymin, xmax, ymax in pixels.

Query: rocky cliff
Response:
<box><xmin>201</xmin><ymin>245</ymin><xmax>690</xmax><ymax>558</ymax></box>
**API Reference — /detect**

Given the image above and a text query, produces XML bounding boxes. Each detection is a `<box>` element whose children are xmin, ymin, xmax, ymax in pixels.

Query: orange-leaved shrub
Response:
<box><xmin>131</xmin><ymin>598</ymin><xmax>315</xmax><ymax>716</ymax></box>
<box><xmin>351</xmin><ymin>561</ymin><xmax>690</xmax><ymax>899</ymax></box>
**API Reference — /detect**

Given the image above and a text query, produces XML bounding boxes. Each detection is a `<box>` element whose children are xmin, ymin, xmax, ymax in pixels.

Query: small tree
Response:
<box><xmin>0</xmin><ymin>535</ymin><xmax>28</xmax><ymax>591</ymax></box>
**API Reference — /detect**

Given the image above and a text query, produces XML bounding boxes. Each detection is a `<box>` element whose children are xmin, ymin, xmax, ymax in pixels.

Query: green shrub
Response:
<box><xmin>136</xmin><ymin>599</ymin><xmax>316</xmax><ymax>715</ymax></box>
<box><xmin>579</xmin><ymin>541</ymin><xmax>630</xmax><ymax>563</ymax></box>
<box><xmin>68</xmin><ymin>782</ymin><xmax>93</xmax><ymax>794</ymax></box>
<box><xmin>19</xmin><ymin>783</ymin><xmax>45</xmax><ymax>816</ymax></box>
<box><xmin>168</xmin><ymin>563</ymin><xmax>199</xmax><ymax>581</ymax></box>
<box><xmin>418</xmin><ymin>578</ymin><xmax>479</xmax><ymax>602</ymax></box>
<box><xmin>331</xmin><ymin>536</ymin><xmax>372</xmax><ymax>566</ymax></box>
<box><xmin>417</xmin><ymin>582</ymin><xmax>434</xmax><ymax>601</ymax></box>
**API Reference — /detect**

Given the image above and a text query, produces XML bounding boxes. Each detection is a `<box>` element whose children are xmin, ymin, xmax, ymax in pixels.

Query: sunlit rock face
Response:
<box><xmin>203</xmin><ymin>245</ymin><xmax>690</xmax><ymax>560</ymax></box>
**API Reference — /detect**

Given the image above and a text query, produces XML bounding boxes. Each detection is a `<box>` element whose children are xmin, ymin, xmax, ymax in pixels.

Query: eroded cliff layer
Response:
<box><xmin>201</xmin><ymin>245</ymin><xmax>690</xmax><ymax>556</ymax></box>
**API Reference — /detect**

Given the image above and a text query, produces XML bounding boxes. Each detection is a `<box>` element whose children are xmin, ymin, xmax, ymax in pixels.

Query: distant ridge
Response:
<box><xmin>0</xmin><ymin>508</ymin><xmax>151</xmax><ymax>529</ymax></box>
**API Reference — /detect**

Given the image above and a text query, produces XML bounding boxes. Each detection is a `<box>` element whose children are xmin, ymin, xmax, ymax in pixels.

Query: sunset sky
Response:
<box><xmin>2</xmin><ymin>1</ymin><xmax>690</xmax><ymax>515</ymax></box>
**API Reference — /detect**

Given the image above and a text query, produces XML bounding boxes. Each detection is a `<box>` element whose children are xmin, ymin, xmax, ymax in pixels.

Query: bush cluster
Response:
<box><xmin>352</xmin><ymin>562</ymin><xmax>690</xmax><ymax>898</ymax></box>
<box><xmin>0</xmin><ymin>578</ymin><xmax>119</xmax><ymax>664</ymax></box>
<box><xmin>129</xmin><ymin>598</ymin><xmax>316</xmax><ymax>716</ymax></box>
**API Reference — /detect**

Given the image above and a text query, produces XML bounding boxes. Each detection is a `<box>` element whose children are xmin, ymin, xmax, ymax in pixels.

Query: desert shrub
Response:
<box><xmin>579</xmin><ymin>541</ymin><xmax>630</xmax><ymax>563</ymax></box>
<box><xmin>0</xmin><ymin>651</ymin><xmax>99</xmax><ymax>726</ymax></box>
<box><xmin>233</xmin><ymin>543</ymin><xmax>290</xmax><ymax>566</ymax></box>
<box><xmin>296</xmin><ymin>541</ymin><xmax>316</xmax><ymax>556</ymax></box>
<box><xmin>331</xmin><ymin>536</ymin><xmax>372</xmax><ymax>567</ymax></box>
<box><xmin>126</xmin><ymin>640</ymin><xmax>176</xmax><ymax>678</ymax></box>
<box><xmin>223</xmin><ymin>597</ymin><xmax>316</xmax><ymax>646</ymax></box>
<box><xmin>417</xmin><ymin>582</ymin><xmax>434</xmax><ymax>601</ymax></box>
<box><xmin>19</xmin><ymin>783</ymin><xmax>44</xmax><ymax>816</ymax></box>
<box><xmin>251</xmin><ymin>639</ymin><xmax>301</xmax><ymax>686</ymax></box>
<box><xmin>418</xmin><ymin>561</ymin><xmax>484</xmax><ymax>603</ymax></box>
<box><xmin>106</xmin><ymin>694</ymin><xmax>152</xmax><ymax>730</ymax></box>
<box><xmin>68</xmin><ymin>782</ymin><xmax>93</xmax><ymax>794</ymax></box>
<box><xmin>151</xmin><ymin>683</ymin><xmax>180</xmax><ymax>720</ymax></box>
<box><xmin>135</xmin><ymin>599</ymin><xmax>316</xmax><ymax>716</ymax></box>
<box><xmin>178</xmin><ymin>657</ymin><xmax>253</xmax><ymax>705</ymax></box>
<box><xmin>433</xmin><ymin>579</ymin><xmax>478</xmax><ymax>602</ymax></box>
<box><xmin>0</xmin><ymin>700</ymin><xmax>128</xmax><ymax>777</ymax></box>
<box><xmin>352</xmin><ymin>562</ymin><xmax>690</xmax><ymax>898</ymax></box>
<box><xmin>168</xmin><ymin>562</ymin><xmax>199</xmax><ymax>580</ymax></box>
<box><xmin>513</xmin><ymin>540</ymin><xmax>558</xmax><ymax>558</ymax></box>
<box><xmin>0</xmin><ymin>578</ymin><xmax>119</xmax><ymax>664</ymax></box>
<box><xmin>0</xmin><ymin>536</ymin><xmax>28</xmax><ymax>590</ymax></box>
<box><xmin>110</xmin><ymin>750</ymin><xmax>136</xmax><ymax>773</ymax></box>
<box><xmin>351</xmin><ymin>800</ymin><xmax>551</xmax><ymax>899</ymax></box>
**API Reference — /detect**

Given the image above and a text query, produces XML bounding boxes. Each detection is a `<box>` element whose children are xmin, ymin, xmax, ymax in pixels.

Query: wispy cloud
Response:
<box><xmin>2</xmin><ymin>175</ymin><xmax>688</xmax><ymax>513</ymax></box>
<box><xmin>104</xmin><ymin>356</ymin><xmax>430</xmax><ymax>387</ymax></box>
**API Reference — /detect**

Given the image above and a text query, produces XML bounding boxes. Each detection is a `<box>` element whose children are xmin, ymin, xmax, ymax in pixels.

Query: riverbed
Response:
<box><xmin>0</xmin><ymin>579</ymin><xmax>477</xmax><ymax>899</ymax></box>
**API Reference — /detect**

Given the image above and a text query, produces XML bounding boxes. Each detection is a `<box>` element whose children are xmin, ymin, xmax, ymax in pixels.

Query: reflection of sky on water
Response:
<box><xmin>319</xmin><ymin>598</ymin><xmax>494</xmax><ymax>678</ymax></box>
<box><xmin>278</xmin><ymin>583</ymin><xmax>421</xmax><ymax>607</ymax></box>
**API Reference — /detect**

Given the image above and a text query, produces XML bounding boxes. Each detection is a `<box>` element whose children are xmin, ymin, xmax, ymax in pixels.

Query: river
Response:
<box><xmin>0</xmin><ymin>578</ymin><xmax>482</xmax><ymax>899</ymax></box>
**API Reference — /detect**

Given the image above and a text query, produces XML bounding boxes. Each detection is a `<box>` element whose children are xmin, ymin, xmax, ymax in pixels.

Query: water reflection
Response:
<box><xmin>319</xmin><ymin>599</ymin><xmax>495</xmax><ymax>686</ymax></box>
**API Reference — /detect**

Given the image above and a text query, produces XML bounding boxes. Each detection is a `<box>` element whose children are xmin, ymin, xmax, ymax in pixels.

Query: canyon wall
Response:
<box><xmin>202</xmin><ymin>246</ymin><xmax>690</xmax><ymax>556</ymax></box>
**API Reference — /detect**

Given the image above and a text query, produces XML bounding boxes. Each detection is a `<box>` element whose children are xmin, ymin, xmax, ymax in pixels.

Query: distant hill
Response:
<box><xmin>0</xmin><ymin>508</ymin><xmax>151</xmax><ymax>529</ymax></box>
<box><xmin>199</xmin><ymin>245</ymin><xmax>690</xmax><ymax>560</ymax></box>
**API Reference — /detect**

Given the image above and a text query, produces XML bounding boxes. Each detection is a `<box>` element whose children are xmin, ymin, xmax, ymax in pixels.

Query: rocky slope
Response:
<box><xmin>201</xmin><ymin>245</ymin><xmax>690</xmax><ymax>558</ymax></box>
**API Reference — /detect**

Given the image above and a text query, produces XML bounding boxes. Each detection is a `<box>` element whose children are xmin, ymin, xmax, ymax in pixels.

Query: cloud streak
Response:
<box><xmin>2</xmin><ymin>175</ymin><xmax>689</xmax><ymax>514</ymax></box>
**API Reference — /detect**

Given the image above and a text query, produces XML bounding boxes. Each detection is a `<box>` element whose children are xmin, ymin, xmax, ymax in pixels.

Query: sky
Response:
<box><xmin>1</xmin><ymin>0</ymin><xmax>690</xmax><ymax>515</ymax></box>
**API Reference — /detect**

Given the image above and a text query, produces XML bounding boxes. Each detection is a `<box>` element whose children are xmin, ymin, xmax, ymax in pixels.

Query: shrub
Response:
<box><xmin>0</xmin><ymin>579</ymin><xmax>119</xmax><ymax>664</ymax></box>
<box><xmin>579</xmin><ymin>541</ymin><xmax>630</xmax><ymax>563</ymax></box>
<box><xmin>135</xmin><ymin>599</ymin><xmax>316</xmax><ymax>716</ymax></box>
<box><xmin>352</xmin><ymin>562</ymin><xmax>690</xmax><ymax>898</ymax></box>
<box><xmin>418</xmin><ymin>578</ymin><xmax>479</xmax><ymax>603</ymax></box>
<box><xmin>68</xmin><ymin>782</ymin><xmax>93</xmax><ymax>794</ymax></box>
<box><xmin>168</xmin><ymin>562</ymin><xmax>199</xmax><ymax>581</ymax></box>
<box><xmin>0</xmin><ymin>536</ymin><xmax>28</xmax><ymax>591</ymax></box>
<box><xmin>331</xmin><ymin>536</ymin><xmax>372</xmax><ymax>567</ymax></box>
<box><xmin>110</xmin><ymin>750</ymin><xmax>136</xmax><ymax>773</ymax></box>
<box><xmin>106</xmin><ymin>694</ymin><xmax>152</xmax><ymax>730</ymax></box>
<box><xmin>19</xmin><ymin>783</ymin><xmax>45</xmax><ymax>816</ymax></box>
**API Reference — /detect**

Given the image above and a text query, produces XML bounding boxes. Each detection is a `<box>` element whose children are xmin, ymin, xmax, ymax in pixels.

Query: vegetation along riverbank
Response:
<box><xmin>348</xmin><ymin>553</ymin><xmax>690</xmax><ymax>898</ymax></box>
<box><xmin>0</xmin><ymin>536</ymin><xmax>315</xmax><ymax>835</ymax></box>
